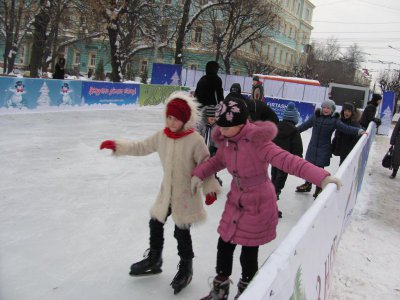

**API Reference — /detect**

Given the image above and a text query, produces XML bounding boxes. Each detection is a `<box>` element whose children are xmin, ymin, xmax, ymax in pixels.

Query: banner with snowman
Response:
<box><xmin>0</xmin><ymin>77</ymin><xmax>82</xmax><ymax>110</ymax></box>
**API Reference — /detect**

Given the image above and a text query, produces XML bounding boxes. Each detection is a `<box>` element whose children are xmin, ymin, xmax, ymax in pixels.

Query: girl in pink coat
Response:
<box><xmin>191</xmin><ymin>94</ymin><xmax>341</xmax><ymax>300</ymax></box>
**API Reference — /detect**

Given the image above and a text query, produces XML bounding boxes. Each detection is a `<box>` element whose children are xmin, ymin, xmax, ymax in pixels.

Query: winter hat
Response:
<box><xmin>283</xmin><ymin>102</ymin><xmax>300</xmax><ymax>124</ymax></box>
<box><xmin>230</xmin><ymin>83</ymin><xmax>242</xmax><ymax>94</ymax></box>
<box><xmin>166</xmin><ymin>99</ymin><xmax>191</xmax><ymax>124</ymax></box>
<box><xmin>321</xmin><ymin>99</ymin><xmax>336</xmax><ymax>113</ymax></box>
<box><xmin>205</xmin><ymin>105</ymin><xmax>217</xmax><ymax>117</ymax></box>
<box><xmin>216</xmin><ymin>94</ymin><xmax>248</xmax><ymax>127</ymax></box>
<box><xmin>342</xmin><ymin>102</ymin><xmax>355</xmax><ymax>114</ymax></box>
<box><xmin>253</xmin><ymin>75</ymin><xmax>260</xmax><ymax>82</ymax></box>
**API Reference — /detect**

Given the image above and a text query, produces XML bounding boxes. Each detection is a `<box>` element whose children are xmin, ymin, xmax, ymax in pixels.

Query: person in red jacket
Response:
<box><xmin>191</xmin><ymin>94</ymin><xmax>341</xmax><ymax>300</ymax></box>
<box><xmin>100</xmin><ymin>91</ymin><xmax>220</xmax><ymax>295</ymax></box>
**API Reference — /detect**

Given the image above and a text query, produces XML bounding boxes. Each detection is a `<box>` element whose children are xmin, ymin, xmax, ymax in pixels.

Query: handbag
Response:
<box><xmin>382</xmin><ymin>146</ymin><xmax>393</xmax><ymax>169</ymax></box>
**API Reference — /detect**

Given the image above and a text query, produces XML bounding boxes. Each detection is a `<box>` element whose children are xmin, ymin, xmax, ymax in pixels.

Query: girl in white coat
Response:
<box><xmin>100</xmin><ymin>91</ymin><xmax>220</xmax><ymax>294</ymax></box>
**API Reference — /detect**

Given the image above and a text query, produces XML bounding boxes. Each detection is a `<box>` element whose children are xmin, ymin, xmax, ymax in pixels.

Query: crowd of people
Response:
<box><xmin>99</xmin><ymin>60</ymin><xmax>393</xmax><ymax>300</ymax></box>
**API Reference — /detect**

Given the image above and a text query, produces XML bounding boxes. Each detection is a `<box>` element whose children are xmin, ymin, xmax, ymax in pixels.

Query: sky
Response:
<box><xmin>0</xmin><ymin>106</ymin><xmax>399</xmax><ymax>299</ymax></box>
<box><xmin>311</xmin><ymin>0</ymin><xmax>400</xmax><ymax>88</ymax></box>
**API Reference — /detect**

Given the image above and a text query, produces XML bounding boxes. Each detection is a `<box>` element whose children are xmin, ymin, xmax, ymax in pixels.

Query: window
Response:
<box><xmin>289</xmin><ymin>27</ymin><xmax>292</xmax><ymax>38</ymax></box>
<box><xmin>284</xmin><ymin>23</ymin><xmax>287</xmax><ymax>36</ymax></box>
<box><xmin>190</xmin><ymin>64</ymin><xmax>197</xmax><ymax>70</ymax></box>
<box><xmin>160</xmin><ymin>25</ymin><xmax>168</xmax><ymax>41</ymax></box>
<box><xmin>234</xmin><ymin>70</ymin><xmax>240</xmax><ymax>75</ymax></box>
<box><xmin>198</xmin><ymin>0</ymin><xmax>208</xmax><ymax>5</ymax></box>
<box><xmin>194</xmin><ymin>27</ymin><xmax>202</xmax><ymax>43</ymax></box>
<box><xmin>74</xmin><ymin>52</ymin><xmax>81</xmax><ymax>65</ymax></box>
<box><xmin>141</xmin><ymin>61</ymin><xmax>148</xmax><ymax>73</ymax></box>
<box><xmin>273</xmin><ymin>47</ymin><xmax>277</xmax><ymax>62</ymax></box>
<box><xmin>305</xmin><ymin>8</ymin><xmax>311</xmax><ymax>21</ymax></box>
<box><xmin>19</xmin><ymin>46</ymin><xmax>25</xmax><ymax>64</ymax></box>
<box><xmin>285</xmin><ymin>52</ymin><xmax>288</xmax><ymax>65</ymax></box>
<box><xmin>279</xmin><ymin>49</ymin><xmax>283</xmax><ymax>64</ymax></box>
<box><xmin>89</xmin><ymin>53</ymin><xmax>96</xmax><ymax>67</ymax></box>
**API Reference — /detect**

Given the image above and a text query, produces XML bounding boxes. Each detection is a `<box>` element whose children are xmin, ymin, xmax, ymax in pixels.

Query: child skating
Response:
<box><xmin>100</xmin><ymin>91</ymin><xmax>220</xmax><ymax>294</ymax></box>
<box><xmin>190</xmin><ymin>94</ymin><xmax>341</xmax><ymax>299</ymax></box>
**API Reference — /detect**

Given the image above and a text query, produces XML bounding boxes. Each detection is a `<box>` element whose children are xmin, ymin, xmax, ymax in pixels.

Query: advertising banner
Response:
<box><xmin>150</xmin><ymin>63</ymin><xmax>182</xmax><ymax>85</ymax></box>
<box><xmin>377</xmin><ymin>91</ymin><xmax>396</xmax><ymax>136</ymax></box>
<box><xmin>0</xmin><ymin>77</ymin><xmax>82</xmax><ymax>110</ymax></box>
<box><xmin>81</xmin><ymin>81</ymin><xmax>139</xmax><ymax>105</ymax></box>
<box><xmin>265</xmin><ymin>97</ymin><xmax>316</xmax><ymax>124</ymax></box>
<box><xmin>241</xmin><ymin>124</ymin><xmax>376</xmax><ymax>300</ymax></box>
<box><xmin>138</xmin><ymin>84</ymin><xmax>183</xmax><ymax>106</ymax></box>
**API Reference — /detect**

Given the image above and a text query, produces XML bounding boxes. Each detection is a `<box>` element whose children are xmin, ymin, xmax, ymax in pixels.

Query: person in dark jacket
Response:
<box><xmin>194</xmin><ymin>61</ymin><xmax>224</xmax><ymax>109</ymax></box>
<box><xmin>272</xmin><ymin>102</ymin><xmax>303</xmax><ymax>218</ymax></box>
<box><xmin>53</xmin><ymin>56</ymin><xmax>66</xmax><ymax>79</ymax></box>
<box><xmin>229</xmin><ymin>83</ymin><xmax>279</xmax><ymax>124</ymax></box>
<box><xmin>360</xmin><ymin>93</ymin><xmax>382</xmax><ymax>129</ymax></box>
<box><xmin>389</xmin><ymin>120</ymin><xmax>400</xmax><ymax>178</ymax></box>
<box><xmin>332</xmin><ymin>102</ymin><xmax>361</xmax><ymax>165</ymax></box>
<box><xmin>296</xmin><ymin>99</ymin><xmax>365</xmax><ymax>198</ymax></box>
<box><xmin>251</xmin><ymin>76</ymin><xmax>264</xmax><ymax>101</ymax></box>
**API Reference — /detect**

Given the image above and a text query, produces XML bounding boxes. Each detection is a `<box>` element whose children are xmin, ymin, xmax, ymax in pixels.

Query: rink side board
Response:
<box><xmin>241</xmin><ymin>124</ymin><xmax>376</xmax><ymax>300</ymax></box>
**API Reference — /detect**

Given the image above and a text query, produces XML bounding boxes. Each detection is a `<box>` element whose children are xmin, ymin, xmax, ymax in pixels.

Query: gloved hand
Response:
<box><xmin>358</xmin><ymin>129</ymin><xmax>368</xmax><ymax>136</ymax></box>
<box><xmin>100</xmin><ymin>140</ymin><xmax>116</xmax><ymax>151</ymax></box>
<box><xmin>373</xmin><ymin>118</ymin><xmax>382</xmax><ymax>127</ymax></box>
<box><xmin>191</xmin><ymin>176</ymin><xmax>203</xmax><ymax>195</ymax></box>
<box><xmin>321</xmin><ymin>175</ymin><xmax>342</xmax><ymax>190</ymax></box>
<box><xmin>205</xmin><ymin>193</ymin><xmax>217</xmax><ymax>205</ymax></box>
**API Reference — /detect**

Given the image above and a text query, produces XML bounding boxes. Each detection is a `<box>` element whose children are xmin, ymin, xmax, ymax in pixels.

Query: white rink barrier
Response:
<box><xmin>241</xmin><ymin>123</ymin><xmax>376</xmax><ymax>300</ymax></box>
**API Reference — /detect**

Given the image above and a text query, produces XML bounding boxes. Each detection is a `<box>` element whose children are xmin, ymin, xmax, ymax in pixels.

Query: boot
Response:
<box><xmin>129</xmin><ymin>248</ymin><xmax>162</xmax><ymax>276</ymax></box>
<box><xmin>313</xmin><ymin>187</ymin><xmax>322</xmax><ymax>199</ymax></box>
<box><xmin>296</xmin><ymin>182</ymin><xmax>312</xmax><ymax>193</ymax></box>
<box><xmin>390</xmin><ymin>168</ymin><xmax>398</xmax><ymax>178</ymax></box>
<box><xmin>234</xmin><ymin>279</ymin><xmax>249</xmax><ymax>300</ymax></box>
<box><xmin>199</xmin><ymin>276</ymin><xmax>231</xmax><ymax>300</ymax></box>
<box><xmin>170</xmin><ymin>258</ymin><xmax>193</xmax><ymax>294</ymax></box>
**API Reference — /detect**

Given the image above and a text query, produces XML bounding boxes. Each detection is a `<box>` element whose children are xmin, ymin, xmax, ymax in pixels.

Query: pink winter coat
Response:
<box><xmin>192</xmin><ymin>121</ymin><xmax>330</xmax><ymax>247</ymax></box>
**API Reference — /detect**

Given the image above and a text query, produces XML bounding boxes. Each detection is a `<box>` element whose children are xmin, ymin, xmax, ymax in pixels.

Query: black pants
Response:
<box><xmin>216</xmin><ymin>237</ymin><xmax>259</xmax><ymax>282</ymax></box>
<box><xmin>149</xmin><ymin>208</ymin><xmax>194</xmax><ymax>260</ymax></box>
<box><xmin>271</xmin><ymin>166</ymin><xmax>288</xmax><ymax>197</ymax></box>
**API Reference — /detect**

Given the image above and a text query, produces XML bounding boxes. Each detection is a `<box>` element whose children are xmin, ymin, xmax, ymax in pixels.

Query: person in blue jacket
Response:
<box><xmin>296</xmin><ymin>99</ymin><xmax>366</xmax><ymax>198</ymax></box>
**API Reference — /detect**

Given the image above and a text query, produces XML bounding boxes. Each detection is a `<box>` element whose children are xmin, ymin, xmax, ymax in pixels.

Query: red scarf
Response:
<box><xmin>163</xmin><ymin>127</ymin><xmax>195</xmax><ymax>139</ymax></box>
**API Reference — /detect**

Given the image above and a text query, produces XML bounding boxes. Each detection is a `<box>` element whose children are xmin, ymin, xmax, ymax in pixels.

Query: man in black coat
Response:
<box><xmin>194</xmin><ymin>61</ymin><xmax>224</xmax><ymax>108</ymax></box>
<box><xmin>53</xmin><ymin>56</ymin><xmax>66</xmax><ymax>80</ymax></box>
<box><xmin>229</xmin><ymin>83</ymin><xmax>278</xmax><ymax>124</ymax></box>
<box><xmin>360</xmin><ymin>93</ymin><xmax>382</xmax><ymax>129</ymax></box>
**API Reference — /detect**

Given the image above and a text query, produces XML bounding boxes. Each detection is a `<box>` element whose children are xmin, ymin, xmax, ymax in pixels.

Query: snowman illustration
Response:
<box><xmin>7</xmin><ymin>81</ymin><xmax>26</xmax><ymax>108</ymax></box>
<box><xmin>60</xmin><ymin>82</ymin><xmax>72</xmax><ymax>105</ymax></box>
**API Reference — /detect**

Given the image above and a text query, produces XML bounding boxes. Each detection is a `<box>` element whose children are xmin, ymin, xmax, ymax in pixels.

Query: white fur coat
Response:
<box><xmin>114</xmin><ymin>91</ymin><xmax>220</xmax><ymax>228</ymax></box>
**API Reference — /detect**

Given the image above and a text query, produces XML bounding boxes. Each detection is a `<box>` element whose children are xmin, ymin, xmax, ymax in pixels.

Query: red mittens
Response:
<box><xmin>100</xmin><ymin>140</ymin><xmax>116</xmax><ymax>151</ymax></box>
<box><xmin>205</xmin><ymin>193</ymin><xmax>217</xmax><ymax>205</ymax></box>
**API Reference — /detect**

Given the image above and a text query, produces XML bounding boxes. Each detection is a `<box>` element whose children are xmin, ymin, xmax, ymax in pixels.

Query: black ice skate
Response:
<box><xmin>129</xmin><ymin>248</ymin><xmax>162</xmax><ymax>276</ymax></box>
<box><xmin>170</xmin><ymin>258</ymin><xmax>193</xmax><ymax>294</ymax></box>
<box><xmin>200</xmin><ymin>276</ymin><xmax>231</xmax><ymax>300</ymax></box>
<box><xmin>296</xmin><ymin>182</ymin><xmax>312</xmax><ymax>192</ymax></box>
<box><xmin>313</xmin><ymin>187</ymin><xmax>322</xmax><ymax>199</ymax></box>
<box><xmin>233</xmin><ymin>278</ymin><xmax>249</xmax><ymax>300</ymax></box>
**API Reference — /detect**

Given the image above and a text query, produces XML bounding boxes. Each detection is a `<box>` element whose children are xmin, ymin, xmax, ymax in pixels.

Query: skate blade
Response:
<box><xmin>129</xmin><ymin>269</ymin><xmax>162</xmax><ymax>277</ymax></box>
<box><xmin>171</xmin><ymin>276</ymin><xmax>192</xmax><ymax>294</ymax></box>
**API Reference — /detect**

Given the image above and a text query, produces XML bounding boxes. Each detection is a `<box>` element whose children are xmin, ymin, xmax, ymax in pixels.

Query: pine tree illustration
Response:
<box><xmin>37</xmin><ymin>82</ymin><xmax>51</xmax><ymax>107</ymax></box>
<box><xmin>170</xmin><ymin>71</ymin><xmax>181</xmax><ymax>86</ymax></box>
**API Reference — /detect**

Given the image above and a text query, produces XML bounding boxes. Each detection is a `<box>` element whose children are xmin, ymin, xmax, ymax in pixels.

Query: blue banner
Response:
<box><xmin>151</xmin><ymin>63</ymin><xmax>182</xmax><ymax>85</ymax></box>
<box><xmin>0</xmin><ymin>77</ymin><xmax>82</xmax><ymax>109</ymax></box>
<box><xmin>265</xmin><ymin>97</ymin><xmax>316</xmax><ymax>124</ymax></box>
<box><xmin>377</xmin><ymin>91</ymin><xmax>396</xmax><ymax>135</ymax></box>
<box><xmin>81</xmin><ymin>81</ymin><xmax>139</xmax><ymax>105</ymax></box>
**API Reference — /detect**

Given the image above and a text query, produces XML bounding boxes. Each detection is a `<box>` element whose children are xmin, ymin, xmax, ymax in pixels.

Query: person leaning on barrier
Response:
<box><xmin>360</xmin><ymin>93</ymin><xmax>382</xmax><ymax>129</ymax></box>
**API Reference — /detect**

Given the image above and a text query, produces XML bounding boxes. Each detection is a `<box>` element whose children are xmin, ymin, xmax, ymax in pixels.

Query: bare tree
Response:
<box><xmin>206</xmin><ymin>0</ymin><xmax>280</xmax><ymax>74</ymax></box>
<box><xmin>0</xmin><ymin>0</ymin><xmax>38</xmax><ymax>74</ymax></box>
<box><xmin>342</xmin><ymin>43</ymin><xmax>365</xmax><ymax>70</ymax></box>
<box><xmin>312</xmin><ymin>37</ymin><xmax>341</xmax><ymax>62</ymax></box>
<box><xmin>29</xmin><ymin>0</ymin><xmax>52</xmax><ymax>78</ymax></box>
<box><xmin>378</xmin><ymin>69</ymin><xmax>400</xmax><ymax>112</ymax></box>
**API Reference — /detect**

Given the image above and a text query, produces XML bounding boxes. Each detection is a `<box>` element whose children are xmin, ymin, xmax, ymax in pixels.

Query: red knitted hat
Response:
<box><xmin>166</xmin><ymin>99</ymin><xmax>191</xmax><ymax>124</ymax></box>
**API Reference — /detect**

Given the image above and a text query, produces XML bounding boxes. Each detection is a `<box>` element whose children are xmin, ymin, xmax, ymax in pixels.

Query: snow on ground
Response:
<box><xmin>0</xmin><ymin>107</ymin><xmax>398</xmax><ymax>300</ymax></box>
<box><xmin>329</xmin><ymin>134</ymin><xmax>400</xmax><ymax>300</ymax></box>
